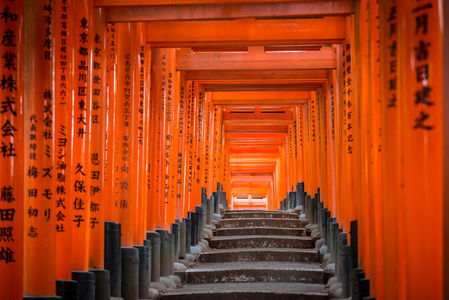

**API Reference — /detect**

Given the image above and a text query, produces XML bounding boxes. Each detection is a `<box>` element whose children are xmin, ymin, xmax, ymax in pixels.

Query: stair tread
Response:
<box><xmin>187</xmin><ymin>261</ymin><xmax>323</xmax><ymax>272</ymax></box>
<box><xmin>201</xmin><ymin>247</ymin><xmax>318</xmax><ymax>255</ymax></box>
<box><xmin>159</xmin><ymin>282</ymin><xmax>328</xmax><ymax>296</ymax></box>
<box><xmin>212</xmin><ymin>235</ymin><xmax>312</xmax><ymax>241</ymax></box>
<box><xmin>216</xmin><ymin>227</ymin><xmax>305</xmax><ymax>235</ymax></box>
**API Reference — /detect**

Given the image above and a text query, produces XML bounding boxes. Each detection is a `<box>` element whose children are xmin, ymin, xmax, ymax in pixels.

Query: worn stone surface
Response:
<box><xmin>186</xmin><ymin>261</ymin><xmax>324</xmax><ymax>284</ymax></box>
<box><xmin>220</xmin><ymin>218</ymin><xmax>302</xmax><ymax>229</ymax></box>
<box><xmin>158</xmin><ymin>210</ymin><xmax>327</xmax><ymax>299</ymax></box>
<box><xmin>223</xmin><ymin>211</ymin><xmax>299</xmax><ymax>219</ymax></box>
<box><xmin>210</xmin><ymin>235</ymin><xmax>313</xmax><ymax>249</ymax></box>
<box><xmin>155</xmin><ymin>282</ymin><xmax>329</xmax><ymax>300</ymax></box>
<box><xmin>216</xmin><ymin>227</ymin><xmax>306</xmax><ymax>237</ymax></box>
<box><xmin>200</xmin><ymin>248</ymin><xmax>320</xmax><ymax>263</ymax></box>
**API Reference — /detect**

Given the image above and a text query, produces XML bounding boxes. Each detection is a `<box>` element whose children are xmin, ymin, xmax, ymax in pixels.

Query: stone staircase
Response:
<box><xmin>157</xmin><ymin>210</ymin><xmax>329</xmax><ymax>299</ymax></box>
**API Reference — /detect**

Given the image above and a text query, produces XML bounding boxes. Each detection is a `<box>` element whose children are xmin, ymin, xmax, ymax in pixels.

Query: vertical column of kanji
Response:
<box><xmin>292</xmin><ymin>108</ymin><xmax>298</xmax><ymax>188</ymax></box>
<box><xmin>149</xmin><ymin>48</ymin><xmax>164</xmax><ymax>228</ymax></box>
<box><xmin>115</xmin><ymin>22</ymin><xmax>135</xmax><ymax>246</ymax></box>
<box><xmin>309</xmin><ymin>91</ymin><xmax>319</xmax><ymax>197</ymax></box>
<box><xmin>379</xmin><ymin>1</ymin><xmax>406</xmax><ymax>299</ymax></box>
<box><xmin>88</xmin><ymin>7</ymin><xmax>107</xmax><ymax>268</ymax></box>
<box><xmin>296</xmin><ymin>106</ymin><xmax>305</xmax><ymax>189</ymax></box>
<box><xmin>0</xmin><ymin>1</ymin><xmax>23</xmax><ymax>298</ymax></box>
<box><xmin>204</xmin><ymin>92</ymin><xmax>214</xmax><ymax>194</ymax></box>
<box><xmin>212</xmin><ymin>107</ymin><xmax>222</xmax><ymax>194</ymax></box>
<box><xmin>287</xmin><ymin>123</ymin><xmax>293</xmax><ymax>190</ymax></box>
<box><xmin>303</xmin><ymin>101</ymin><xmax>310</xmax><ymax>195</ymax></box>
<box><xmin>327</xmin><ymin>70</ymin><xmax>338</xmax><ymax>217</ymax></box>
<box><xmin>163</xmin><ymin>48</ymin><xmax>177</xmax><ymax>228</ymax></box>
<box><xmin>335</xmin><ymin>44</ymin><xmax>344</xmax><ymax>222</ymax></box>
<box><xmin>317</xmin><ymin>88</ymin><xmax>326</xmax><ymax>202</ymax></box>
<box><xmin>318</xmin><ymin>87</ymin><xmax>329</xmax><ymax>208</ymax></box>
<box><xmin>55</xmin><ymin>0</ymin><xmax>74</xmax><ymax>280</ymax></box>
<box><xmin>134</xmin><ymin>22</ymin><xmax>148</xmax><ymax>244</ymax></box>
<box><xmin>143</xmin><ymin>39</ymin><xmax>152</xmax><ymax>231</ymax></box>
<box><xmin>356</xmin><ymin>0</ymin><xmax>373</xmax><ymax>285</ymax></box>
<box><xmin>196</xmin><ymin>86</ymin><xmax>206</xmax><ymax>199</ymax></box>
<box><xmin>105</xmin><ymin>22</ymin><xmax>118</xmax><ymax>223</ymax></box>
<box><xmin>197</xmin><ymin>86</ymin><xmax>205</xmax><ymax>196</ymax></box>
<box><xmin>191</xmin><ymin>83</ymin><xmax>200</xmax><ymax>210</ymax></box>
<box><xmin>341</xmin><ymin>19</ymin><xmax>356</xmax><ymax>231</ymax></box>
<box><xmin>176</xmin><ymin>73</ymin><xmax>187</xmax><ymax>220</ymax></box>
<box><xmin>188</xmin><ymin>82</ymin><xmax>198</xmax><ymax>212</ymax></box>
<box><xmin>156</xmin><ymin>48</ymin><xmax>169</xmax><ymax>229</ymax></box>
<box><xmin>23</xmin><ymin>0</ymin><xmax>56</xmax><ymax>295</ymax></box>
<box><xmin>403</xmin><ymin>0</ymin><xmax>442</xmax><ymax>298</ymax></box>
<box><xmin>182</xmin><ymin>81</ymin><xmax>192</xmax><ymax>217</ymax></box>
<box><xmin>368</xmin><ymin>0</ymin><xmax>384</xmax><ymax>298</ymax></box>
<box><xmin>71</xmin><ymin>0</ymin><xmax>93</xmax><ymax>271</ymax></box>
<box><xmin>128</xmin><ymin>21</ymin><xmax>141</xmax><ymax>243</ymax></box>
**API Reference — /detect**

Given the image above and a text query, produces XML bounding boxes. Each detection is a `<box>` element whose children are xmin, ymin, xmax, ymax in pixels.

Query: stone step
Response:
<box><xmin>223</xmin><ymin>210</ymin><xmax>299</xmax><ymax>219</ymax></box>
<box><xmin>200</xmin><ymin>248</ymin><xmax>320</xmax><ymax>263</ymax></box>
<box><xmin>156</xmin><ymin>282</ymin><xmax>329</xmax><ymax>300</ymax></box>
<box><xmin>219</xmin><ymin>218</ymin><xmax>303</xmax><ymax>229</ymax></box>
<box><xmin>186</xmin><ymin>261</ymin><xmax>324</xmax><ymax>284</ymax></box>
<box><xmin>210</xmin><ymin>235</ymin><xmax>314</xmax><ymax>249</ymax></box>
<box><xmin>215</xmin><ymin>227</ymin><xmax>306</xmax><ymax>236</ymax></box>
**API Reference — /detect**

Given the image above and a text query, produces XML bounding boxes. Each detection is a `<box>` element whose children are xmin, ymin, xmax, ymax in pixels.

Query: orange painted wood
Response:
<box><xmin>177</xmin><ymin>47</ymin><xmax>336</xmax><ymax>71</ymax></box>
<box><xmin>105</xmin><ymin>22</ymin><xmax>119</xmax><ymax>223</ymax></box>
<box><xmin>379</xmin><ymin>0</ymin><xmax>406</xmax><ymax>298</ymax></box>
<box><xmin>148</xmin><ymin>48</ymin><xmax>163</xmax><ymax>231</ymax></box>
<box><xmin>115</xmin><ymin>22</ymin><xmax>136</xmax><ymax>246</ymax></box>
<box><xmin>89</xmin><ymin>6</ymin><xmax>107</xmax><ymax>268</ymax></box>
<box><xmin>185</xmin><ymin>70</ymin><xmax>329</xmax><ymax>81</ymax></box>
<box><xmin>402</xmin><ymin>0</ymin><xmax>443</xmax><ymax>298</ymax></box>
<box><xmin>71</xmin><ymin>0</ymin><xmax>94</xmax><ymax>271</ymax></box>
<box><xmin>132</xmin><ymin>22</ymin><xmax>148</xmax><ymax>245</ymax></box>
<box><xmin>23</xmin><ymin>0</ymin><xmax>57</xmax><ymax>294</ymax></box>
<box><xmin>147</xmin><ymin>17</ymin><xmax>346</xmax><ymax>46</ymax></box>
<box><xmin>367</xmin><ymin>1</ymin><xmax>383</xmax><ymax>294</ymax></box>
<box><xmin>55</xmin><ymin>0</ymin><xmax>75</xmax><ymax>279</ymax></box>
<box><xmin>0</xmin><ymin>1</ymin><xmax>24</xmax><ymax>298</ymax></box>
<box><xmin>95</xmin><ymin>0</ymin><xmax>349</xmax><ymax>6</ymax></box>
<box><xmin>106</xmin><ymin>1</ymin><xmax>355</xmax><ymax>22</ymax></box>
<box><xmin>164</xmin><ymin>48</ymin><xmax>177</xmax><ymax>229</ymax></box>
<box><xmin>176</xmin><ymin>73</ymin><xmax>188</xmax><ymax>219</ymax></box>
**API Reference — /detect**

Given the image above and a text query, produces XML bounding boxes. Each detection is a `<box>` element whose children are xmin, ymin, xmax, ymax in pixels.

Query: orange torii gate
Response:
<box><xmin>0</xmin><ymin>1</ymin><xmax>447</xmax><ymax>300</ymax></box>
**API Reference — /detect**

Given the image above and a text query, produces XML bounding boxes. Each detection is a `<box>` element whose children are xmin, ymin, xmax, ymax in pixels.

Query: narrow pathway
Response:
<box><xmin>158</xmin><ymin>210</ymin><xmax>329</xmax><ymax>299</ymax></box>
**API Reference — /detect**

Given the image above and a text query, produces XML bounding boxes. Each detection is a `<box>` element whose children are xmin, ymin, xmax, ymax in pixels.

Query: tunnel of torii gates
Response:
<box><xmin>0</xmin><ymin>0</ymin><xmax>449</xmax><ymax>299</ymax></box>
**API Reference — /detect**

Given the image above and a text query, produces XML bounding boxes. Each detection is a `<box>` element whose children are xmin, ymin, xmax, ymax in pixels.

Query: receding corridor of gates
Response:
<box><xmin>1</xmin><ymin>1</ymin><xmax>448</xmax><ymax>300</ymax></box>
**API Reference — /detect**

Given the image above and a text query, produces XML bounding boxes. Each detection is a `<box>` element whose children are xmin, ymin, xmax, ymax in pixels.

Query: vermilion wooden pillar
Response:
<box><xmin>71</xmin><ymin>0</ymin><xmax>94</xmax><ymax>272</ymax></box>
<box><xmin>115</xmin><ymin>22</ymin><xmax>136</xmax><ymax>246</ymax></box>
<box><xmin>55</xmin><ymin>0</ymin><xmax>75</xmax><ymax>279</ymax></box>
<box><xmin>0</xmin><ymin>1</ymin><xmax>24</xmax><ymax>298</ymax></box>
<box><xmin>133</xmin><ymin>22</ymin><xmax>149</xmax><ymax>244</ymax></box>
<box><xmin>176</xmin><ymin>73</ymin><xmax>187</xmax><ymax>220</ymax></box>
<box><xmin>23</xmin><ymin>0</ymin><xmax>56</xmax><ymax>294</ymax></box>
<box><xmin>402</xmin><ymin>0</ymin><xmax>443</xmax><ymax>298</ymax></box>
<box><xmin>105</xmin><ymin>22</ymin><xmax>119</xmax><ymax>223</ymax></box>
<box><xmin>89</xmin><ymin>6</ymin><xmax>107</xmax><ymax>269</ymax></box>
<box><xmin>379</xmin><ymin>0</ymin><xmax>406</xmax><ymax>299</ymax></box>
<box><xmin>326</xmin><ymin>70</ymin><xmax>338</xmax><ymax>217</ymax></box>
<box><xmin>369</xmin><ymin>0</ymin><xmax>384</xmax><ymax>295</ymax></box>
